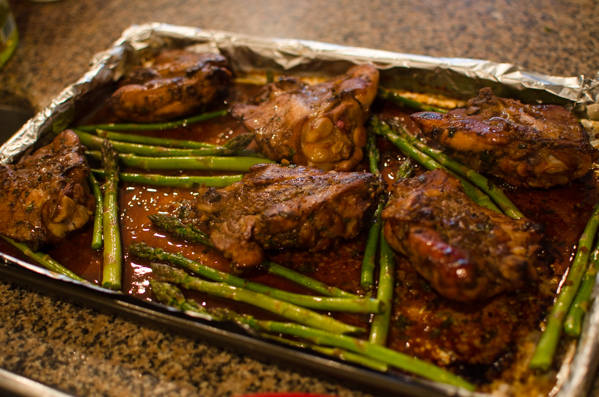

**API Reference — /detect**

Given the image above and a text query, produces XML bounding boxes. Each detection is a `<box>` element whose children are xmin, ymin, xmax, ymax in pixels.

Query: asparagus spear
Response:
<box><xmin>242</xmin><ymin>317</ymin><xmax>475</xmax><ymax>390</ymax></box>
<box><xmin>148</xmin><ymin>214</ymin><xmax>359</xmax><ymax>298</ymax></box>
<box><xmin>367</xmin><ymin>157</ymin><xmax>412</xmax><ymax>344</ymax></box>
<box><xmin>150</xmin><ymin>279</ymin><xmax>213</xmax><ymax>318</ymax></box>
<box><xmin>377</xmin><ymin>87</ymin><xmax>449</xmax><ymax>113</ymax></box>
<box><xmin>366</xmin><ymin>130</ymin><xmax>380</xmax><ymax>177</ymax></box>
<box><xmin>261</xmin><ymin>261</ymin><xmax>358</xmax><ymax>298</ymax></box>
<box><xmin>371</xmin><ymin>117</ymin><xmax>502</xmax><ymax>214</ymax></box>
<box><xmin>96</xmin><ymin>130</ymin><xmax>267</xmax><ymax>159</ymax></box>
<box><xmin>87</xmin><ymin>173</ymin><xmax>104</xmax><ymax>250</ymax></box>
<box><xmin>101</xmin><ymin>140</ymin><xmax>122</xmax><ymax>290</ymax></box>
<box><xmin>95</xmin><ymin>129</ymin><xmax>217</xmax><ymax>148</ymax></box>
<box><xmin>396</xmin><ymin>157</ymin><xmax>415</xmax><ymax>180</ymax></box>
<box><xmin>389</xmin><ymin>122</ymin><xmax>524</xmax><ymax>220</ymax></box>
<box><xmin>1</xmin><ymin>236</ymin><xmax>87</xmax><ymax>283</ymax></box>
<box><xmin>86</xmin><ymin>151</ymin><xmax>273</xmax><ymax>172</ymax></box>
<box><xmin>152</xmin><ymin>279</ymin><xmax>385</xmax><ymax>370</ymax></box>
<box><xmin>148</xmin><ymin>214</ymin><xmax>213</xmax><ymax>247</ymax></box>
<box><xmin>130</xmin><ymin>243</ymin><xmax>381</xmax><ymax>314</ymax></box>
<box><xmin>361</xmin><ymin>202</ymin><xmax>383</xmax><ymax>291</ymax></box>
<box><xmin>92</xmin><ymin>170</ymin><xmax>243</xmax><ymax>189</ymax></box>
<box><xmin>77</xmin><ymin>109</ymin><xmax>228</xmax><ymax>132</ymax></box>
<box><xmin>361</xmin><ymin>136</ymin><xmax>411</xmax><ymax>317</ymax></box>
<box><xmin>369</xmin><ymin>232</ymin><xmax>395</xmax><ymax>346</ymax></box>
<box><xmin>75</xmin><ymin>129</ymin><xmax>254</xmax><ymax>157</ymax></box>
<box><xmin>360</xmin><ymin>130</ymin><xmax>383</xmax><ymax>290</ymax></box>
<box><xmin>529</xmin><ymin>202</ymin><xmax>599</xmax><ymax>370</ymax></box>
<box><xmin>564</xmin><ymin>244</ymin><xmax>599</xmax><ymax>337</ymax></box>
<box><xmin>152</xmin><ymin>280</ymin><xmax>474</xmax><ymax>390</ymax></box>
<box><xmin>151</xmin><ymin>263</ymin><xmax>363</xmax><ymax>334</ymax></box>
<box><xmin>260</xmin><ymin>332</ymin><xmax>389</xmax><ymax>372</ymax></box>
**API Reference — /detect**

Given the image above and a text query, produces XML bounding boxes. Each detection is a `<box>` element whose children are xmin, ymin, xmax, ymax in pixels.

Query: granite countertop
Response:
<box><xmin>1</xmin><ymin>1</ymin><xmax>598</xmax><ymax>396</ymax></box>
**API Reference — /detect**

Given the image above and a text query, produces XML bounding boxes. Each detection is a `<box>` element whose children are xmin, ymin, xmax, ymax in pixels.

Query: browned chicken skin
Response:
<box><xmin>382</xmin><ymin>169</ymin><xmax>543</xmax><ymax>301</ymax></box>
<box><xmin>191</xmin><ymin>163</ymin><xmax>385</xmax><ymax>268</ymax></box>
<box><xmin>411</xmin><ymin>87</ymin><xmax>597</xmax><ymax>188</ymax></box>
<box><xmin>0</xmin><ymin>130</ymin><xmax>95</xmax><ymax>250</ymax></box>
<box><xmin>231</xmin><ymin>65</ymin><xmax>379</xmax><ymax>171</ymax></box>
<box><xmin>109</xmin><ymin>50</ymin><xmax>232</xmax><ymax>122</ymax></box>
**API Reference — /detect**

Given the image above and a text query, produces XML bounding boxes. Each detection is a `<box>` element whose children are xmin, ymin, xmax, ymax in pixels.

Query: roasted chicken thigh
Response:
<box><xmin>0</xmin><ymin>130</ymin><xmax>95</xmax><ymax>250</ymax></box>
<box><xmin>231</xmin><ymin>65</ymin><xmax>379</xmax><ymax>171</ymax></box>
<box><xmin>109</xmin><ymin>50</ymin><xmax>232</xmax><ymax>122</ymax></box>
<box><xmin>382</xmin><ymin>169</ymin><xmax>543</xmax><ymax>301</ymax></box>
<box><xmin>191</xmin><ymin>163</ymin><xmax>385</xmax><ymax>268</ymax></box>
<box><xmin>411</xmin><ymin>87</ymin><xmax>597</xmax><ymax>188</ymax></box>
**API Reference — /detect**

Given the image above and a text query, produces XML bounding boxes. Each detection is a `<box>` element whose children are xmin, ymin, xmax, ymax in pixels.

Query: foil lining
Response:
<box><xmin>1</xmin><ymin>22</ymin><xmax>598</xmax><ymax>397</ymax></box>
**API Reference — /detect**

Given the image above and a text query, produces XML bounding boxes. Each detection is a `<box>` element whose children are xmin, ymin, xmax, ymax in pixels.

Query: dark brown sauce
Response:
<box><xmin>2</xmin><ymin>81</ymin><xmax>595</xmax><ymax>394</ymax></box>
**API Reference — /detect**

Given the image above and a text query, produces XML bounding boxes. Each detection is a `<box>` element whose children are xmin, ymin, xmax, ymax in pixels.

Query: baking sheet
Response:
<box><xmin>1</xmin><ymin>22</ymin><xmax>598</xmax><ymax>397</ymax></box>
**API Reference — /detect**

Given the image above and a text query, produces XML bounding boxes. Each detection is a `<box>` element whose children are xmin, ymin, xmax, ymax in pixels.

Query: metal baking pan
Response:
<box><xmin>1</xmin><ymin>22</ymin><xmax>598</xmax><ymax>397</ymax></box>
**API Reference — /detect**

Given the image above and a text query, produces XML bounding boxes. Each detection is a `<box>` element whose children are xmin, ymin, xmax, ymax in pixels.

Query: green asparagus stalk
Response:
<box><xmin>366</xmin><ymin>130</ymin><xmax>380</xmax><ymax>177</ymax></box>
<box><xmin>97</xmin><ymin>130</ymin><xmax>266</xmax><ymax>158</ymax></box>
<box><xmin>1</xmin><ymin>236</ymin><xmax>87</xmax><ymax>283</ymax></box>
<box><xmin>361</xmin><ymin>202</ymin><xmax>383</xmax><ymax>291</ymax></box>
<box><xmin>366</xmin><ymin>158</ymin><xmax>411</xmax><ymax>335</ymax></box>
<box><xmin>148</xmin><ymin>214</ymin><xmax>213</xmax><ymax>247</ymax></box>
<box><xmin>151</xmin><ymin>263</ymin><xmax>363</xmax><ymax>334</ymax></box>
<box><xmin>151</xmin><ymin>280</ymin><xmax>474</xmax><ymax>390</ymax></box>
<box><xmin>377</xmin><ymin>88</ymin><xmax>449</xmax><ymax>113</ymax></box>
<box><xmin>130</xmin><ymin>243</ymin><xmax>381</xmax><ymax>314</ymax></box>
<box><xmin>95</xmin><ymin>129</ymin><xmax>217</xmax><ymax>148</ymax></box>
<box><xmin>260</xmin><ymin>332</ymin><xmax>389</xmax><ymax>372</ymax></box>
<box><xmin>86</xmin><ymin>151</ymin><xmax>273</xmax><ymax>172</ymax></box>
<box><xmin>369</xmin><ymin>232</ymin><xmax>395</xmax><ymax>346</ymax></box>
<box><xmin>454</xmin><ymin>175</ymin><xmax>502</xmax><ymax>214</ymax></box>
<box><xmin>564</xmin><ymin>244</ymin><xmax>599</xmax><ymax>337</ymax></box>
<box><xmin>150</xmin><ymin>279</ymin><xmax>215</xmax><ymax>320</ymax></box>
<box><xmin>241</xmin><ymin>317</ymin><xmax>475</xmax><ymax>390</ymax></box>
<box><xmin>361</xmin><ymin>129</ymin><xmax>383</xmax><ymax>290</ymax></box>
<box><xmin>148</xmin><ymin>214</ymin><xmax>359</xmax><ymax>298</ymax></box>
<box><xmin>92</xmin><ymin>170</ymin><xmax>242</xmax><ymax>189</ymax></box>
<box><xmin>75</xmin><ymin>129</ymin><xmax>254</xmax><ymax>157</ymax></box>
<box><xmin>367</xmin><ymin>158</ymin><xmax>411</xmax><ymax>338</ymax></box>
<box><xmin>87</xmin><ymin>173</ymin><xmax>104</xmax><ymax>250</ymax></box>
<box><xmin>529</xmin><ymin>202</ymin><xmax>599</xmax><ymax>371</ymax></box>
<box><xmin>390</xmin><ymin>122</ymin><xmax>524</xmax><ymax>220</ymax></box>
<box><xmin>77</xmin><ymin>109</ymin><xmax>228</xmax><ymax>132</ymax></box>
<box><xmin>396</xmin><ymin>157</ymin><xmax>415</xmax><ymax>180</ymax></box>
<box><xmin>153</xmin><ymin>279</ymin><xmax>386</xmax><ymax>370</ymax></box>
<box><xmin>101</xmin><ymin>140</ymin><xmax>122</xmax><ymax>290</ymax></box>
<box><xmin>261</xmin><ymin>261</ymin><xmax>358</xmax><ymax>298</ymax></box>
<box><xmin>371</xmin><ymin>117</ymin><xmax>502</xmax><ymax>214</ymax></box>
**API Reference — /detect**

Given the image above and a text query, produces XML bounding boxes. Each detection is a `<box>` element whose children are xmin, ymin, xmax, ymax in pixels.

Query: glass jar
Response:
<box><xmin>0</xmin><ymin>0</ymin><xmax>18</xmax><ymax>69</ymax></box>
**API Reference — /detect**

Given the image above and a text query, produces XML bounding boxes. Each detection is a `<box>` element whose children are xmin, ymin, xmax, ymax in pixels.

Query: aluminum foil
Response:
<box><xmin>1</xmin><ymin>22</ymin><xmax>598</xmax><ymax>397</ymax></box>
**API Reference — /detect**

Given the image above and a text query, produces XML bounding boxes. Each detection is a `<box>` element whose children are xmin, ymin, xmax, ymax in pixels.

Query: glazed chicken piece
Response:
<box><xmin>0</xmin><ymin>130</ymin><xmax>95</xmax><ymax>250</ymax></box>
<box><xmin>109</xmin><ymin>50</ymin><xmax>232</xmax><ymax>122</ymax></box>
<box><xmin>231</xmin><ymin>65</ymin><xmax>379</xmax><ymax>171</ymax></box>
<box><xmin>410</xmin><ymin>87</ymin><xmax>597</xmax><ymax>188</ymax></box>
<box><xmin>191</xmin><ymin>163</ymin><xmax>385</xmax><ymax>268</ymax></box>
<box><xmin>382</xmin><ymin>169</ymin><xmax>542</xmax><ymax>301</ymax></box>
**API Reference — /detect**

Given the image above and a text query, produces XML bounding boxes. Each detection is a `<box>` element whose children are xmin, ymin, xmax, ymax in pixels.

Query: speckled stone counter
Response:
<box><xmin>1</xmin><ymin>1</ymin><xmax>598</xmax><ymax>396</ymax></box>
